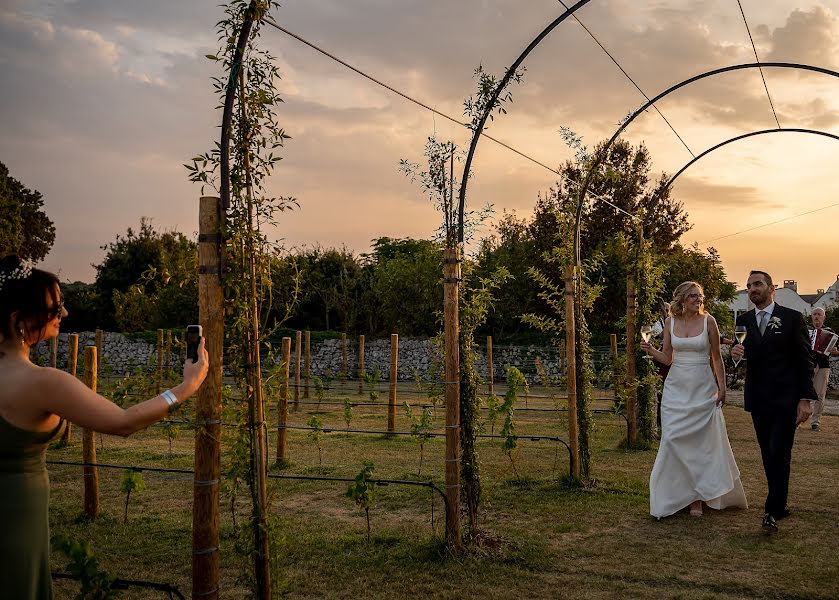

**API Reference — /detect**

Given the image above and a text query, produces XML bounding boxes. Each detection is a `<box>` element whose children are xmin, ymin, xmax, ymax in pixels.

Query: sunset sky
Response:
<box><xmin>3</xmin><ymin>1</ymin><xmax>839</xmax><ymax>293</ymax></box>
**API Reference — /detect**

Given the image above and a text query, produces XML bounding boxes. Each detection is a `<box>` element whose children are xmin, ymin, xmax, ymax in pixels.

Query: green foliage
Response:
<box><xmin>60</xmin><ymin>281</ymin><xmax>99</xmax><ymax>332</ymax></box>
<box><xmin>342</xmin><ymin>398</ymin><xmax>353</xmax><ymax>435</ymax></box>
<box><xmin>187</xmin><ymin>1</ymin><xmax>295</xmax><ymax>595</ymax></box>
<box><xmin>0</xmin><ymin>160</ymin><xmax>55</xmax><ymax>261</ymax></box>
<box><xmin>312</xmin><ymin>375</ymin><xmax>326</xmax><ymax>408</ymax></box>
<box><xmin>364</xmin><ymin>367</ymin><xmax>382</xmax><ymax>402</ymax></box>
<box><xmin>499</xmin><ymin>367</ymin><xmax>528</xmax><ymax>478</ymax></box>
<box><xmin>52</xmin><ymin>535</ymin><xmax>119</xmax><ymax>599</ymax></box>
<box><xmin>307</xmin><ymin>415</ymin><xmax>323</xmax><ymax>466</ymax></box>
<box><xmin>520</xmin><ymin>191</ymin><xmax>601</xmax><ymax>483</ymax></box>
<box><xmin>346</xmin><ymin>462</ymin><xmax>377</xmax><ymax>542</ymax></box>
<box><xmin>404</xmin><ymin>402</ymin><xmax>433</xmax><ymax>475</ymax></box>
<box><xmin>93</xmin><ymin>218</ymin><xmax>198</xmax><ymax>331</ymax></box>
<box><xmin>120</xmin><ymin>470</ymin><xmax>145</xmax><ymax>524</ymax></box>
<box><xmin>459</xmin><ymin>265</ymin><xmax>512</xmax><ymax>535</ymax></box>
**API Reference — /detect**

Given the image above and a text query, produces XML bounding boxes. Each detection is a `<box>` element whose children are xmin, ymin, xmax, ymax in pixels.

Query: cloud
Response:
<box><xmin>670</xmin><ymin>176</ymin><xmax>773</xmax><ymax>209</ymax></box>
<box><xmin>764</xmin><ymin>6</ymin><xmax>839</xmax><ymax>66</ymax></box>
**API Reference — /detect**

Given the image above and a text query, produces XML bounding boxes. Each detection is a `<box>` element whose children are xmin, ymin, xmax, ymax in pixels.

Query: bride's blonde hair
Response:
<box><xmin>670</xmin><ymin>281</ymin><xmax>705</xmax><ymax>317</ymax></box>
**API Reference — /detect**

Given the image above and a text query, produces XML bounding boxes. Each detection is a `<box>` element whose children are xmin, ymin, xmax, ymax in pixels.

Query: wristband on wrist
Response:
<box><xmin>161</xmin><ymin>389</ymin><xmax>179</xmax><ymax>411</ymax></box>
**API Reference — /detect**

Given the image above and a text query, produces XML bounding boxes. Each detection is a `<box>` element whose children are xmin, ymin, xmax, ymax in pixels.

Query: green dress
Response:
<box><xmin>0</xmin><ymin>415</ymin><xmax>65</xmax><ymax>600</ymax></box>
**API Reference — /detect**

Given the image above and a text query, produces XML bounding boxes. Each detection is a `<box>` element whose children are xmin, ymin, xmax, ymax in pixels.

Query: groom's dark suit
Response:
<box><xmin>736</xmin><ymin>303</ymin><xmax>817</xmax><ymax>518</ymax></box>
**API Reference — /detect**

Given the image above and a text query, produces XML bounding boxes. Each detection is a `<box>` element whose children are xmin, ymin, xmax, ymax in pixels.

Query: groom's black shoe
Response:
<box><xmin>774</xmin><ymin>508</ymin><xmax>791</xmax><ymax>521</ymax></box>
<box><xmin>762</xmin><ymin>513</ymin><xmax>778</xmax><ymax>531</ymax></box>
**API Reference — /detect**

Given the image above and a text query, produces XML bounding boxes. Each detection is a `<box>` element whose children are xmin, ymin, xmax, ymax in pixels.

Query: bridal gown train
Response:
<box><xmin>649</xmin><ymin>315</ymin><xmax>748</xmax><ymax>518</ymax></box>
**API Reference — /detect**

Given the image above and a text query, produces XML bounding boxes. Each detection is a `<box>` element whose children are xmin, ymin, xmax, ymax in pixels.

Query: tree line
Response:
<box><xmin>7</xmin><ymin>142</ymin><xmax>797</xmax><ymax>342</ymax></box>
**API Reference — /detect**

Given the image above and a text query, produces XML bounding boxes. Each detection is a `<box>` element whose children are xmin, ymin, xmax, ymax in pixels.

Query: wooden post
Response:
<box><xmin>82</xmin><ymin>346</ymin><xmax>99</xmax><ymax>518</ymax></box>
<box><xmin>443</xmin><ymin>247</ymin><xmax>461</xmax><ymax>551</ymax></box>
<box><xmin>625</xmin><ymin>269</ymin><xmax>639</xmax><ymax>446</ymax></box>
<box><xmin>610</xmin><ymin>333</ymin><xmax>618</xmax><ymax>358</ymax></box>
<box><xmin>357</xmin><ymin>335</ymin><xmax>365</xmax><ymax>395</ymax></box>
<box><xmin>49</xmin><ymin>337</ymin><xmax>58</xmax><ymax>368</ymax></box>
<box><xmin>165</xmin><ymin>330</ymin><xmax>173</xmax><ymax>374</ymax></box>
<box><xmin>303</xmin><ymin>330</ymin><xmax>311</xmax><ymax>399</ymax></box>
<box><xmin>293</xmin><ymin>331</ymin><xmax>302</xmax><ymax>409</ymax></box>
<box><xmin>193</xmin><ymin>195</ymin><xmax>223</xmax><ymax>599</ymax></box>
<box><xmin>277</xmin><ymin>337</ymin><xmax>291</xmax><ymax>464</ymax></box>
<box><xmin>388</xmin><ymin>334</ymin><xmax>398</xmax><ymax>432</ymax></box>
<box><xmin>94</xmin><ymin>328</ymin><xmax>103</xmax><ymax>377</ymax></box>
<box><xmin>564</xmin><ymin>265</ymin><xmax>581</xmax><ymax>480</ymax></box>
<box><xmin>61</xmin><ymin>334</ymin><xmax>79</xmax><ymax>444</ymax></box>
<box><xmin>486</xmin><ymin>336</ymin><xmax>494</xmax><ymax>397</ymax></box>
<box><xmin>156</xmin><ymin>328</ymin><xmax>165</xmax><ymax>394</ymax></box>
<box><xmin>341</xmin><ymin>333</ymin><xmax>348</xmax><ymax>380</ymax></box>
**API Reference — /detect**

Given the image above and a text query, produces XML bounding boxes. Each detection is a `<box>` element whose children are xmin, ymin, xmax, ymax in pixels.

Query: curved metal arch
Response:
<box><xmin>575</xmin><ymin>61</ymin><xmax>839</xmax><ymax>264</ymax></box>
<box><xmin>457</xmin><ymin>0</ymin><xmax>593</xmax><ymax>243</ymax></box>
<box><xmin>657</xmin><ymin>128</ymin><xmax>839</xmax><ymax>203</ymax></box>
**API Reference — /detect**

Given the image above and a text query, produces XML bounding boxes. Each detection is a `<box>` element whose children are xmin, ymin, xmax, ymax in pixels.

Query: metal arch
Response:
<box><xmin>457</xmin><ymin>0</ymin><xmax>594</xmax><ymax>243</ymax></box>
<box><xmin>657</xmin><ymin>127</ymin><xmax>839</xmax><ymax>198</ymax></box>
<box><xmin>574</xmin><ymin>61</ymin><xmax>839</xmax><ymax>265</ymax></box>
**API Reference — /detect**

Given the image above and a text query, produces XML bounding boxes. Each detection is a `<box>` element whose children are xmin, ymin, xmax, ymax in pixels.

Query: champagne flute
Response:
<box><xmin>733</xmin><ymin>325</ymin><xmax>747</xmax><ymax>367</ymax></box>
<box><xmin>640</xmin><ymin>325</ymin><xmax>653</xmax><ymax>360</ymax></box>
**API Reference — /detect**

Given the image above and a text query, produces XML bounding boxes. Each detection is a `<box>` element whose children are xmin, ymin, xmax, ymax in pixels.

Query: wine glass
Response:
<box><xmin>733</xmin><ymin>325</ymin><xmax>747</xmax><ymax>367</ymax></box>
<box><xmin>640</xmin><ymin>325</ymin><xmax>653</xmax><ymax>360</ymax></box>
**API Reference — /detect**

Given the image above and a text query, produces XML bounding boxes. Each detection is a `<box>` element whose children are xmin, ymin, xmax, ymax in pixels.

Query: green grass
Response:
<box><xmin>47</xmin><ymin>382</ymin><xmax>839</xmax><ymax>599</ymax></box>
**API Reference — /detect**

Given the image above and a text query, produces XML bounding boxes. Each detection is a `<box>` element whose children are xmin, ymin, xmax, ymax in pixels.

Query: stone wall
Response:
<box><xmin>33</xmin><ymin>332</ymin><xmax>179</xmax><ymax>375</ymax></box>
<box><xmin>33</xmin><ymin>332</ymin><xmax>839</xmax><ymax>389</ymax></box>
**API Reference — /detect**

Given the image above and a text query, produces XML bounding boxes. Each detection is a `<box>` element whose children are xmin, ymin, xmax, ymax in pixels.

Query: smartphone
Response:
<box><xmin>186</xmin><ymin>325</ymin><xmax>202</xmax><ymax>363</ymax></box>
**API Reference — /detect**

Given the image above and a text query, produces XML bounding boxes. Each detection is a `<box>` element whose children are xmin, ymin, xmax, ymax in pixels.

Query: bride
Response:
<box><xmin>641</xmin><ymin>281</ymin><xmax>747</xmax><ymax>518</ymax></box>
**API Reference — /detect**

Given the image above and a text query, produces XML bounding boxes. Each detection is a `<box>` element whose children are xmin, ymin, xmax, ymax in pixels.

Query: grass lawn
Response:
<box><xmin>47</xmin><ymin>381</ymin><xmax>839</xmax><ymax>598</ymax></box>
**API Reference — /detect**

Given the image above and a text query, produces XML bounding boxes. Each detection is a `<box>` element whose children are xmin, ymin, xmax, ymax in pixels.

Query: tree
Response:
<box><xmin>60</xmin><ymin>282</ymin><xmax>100</xmax><ymax>332</ymax></box>
<box><xmin>367</xmin><ymin>237</ymin><xmax>442</xmax><ymax>336</ymax></box>
<box><xmin>0</xmin><ymin>161</ymin><xmax>55</xmax><ymax>261</ymax></box>
<box><xmin>93</xmin><ymin>218</ymin><xmax>197</xmax><ymax>330</ymax></box>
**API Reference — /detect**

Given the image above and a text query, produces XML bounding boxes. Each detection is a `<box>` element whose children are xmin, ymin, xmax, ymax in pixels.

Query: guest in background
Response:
<box><xmin>808</xmin><ymin>307</ymin><xmax>839</xmax><ymax>432</ymax></box>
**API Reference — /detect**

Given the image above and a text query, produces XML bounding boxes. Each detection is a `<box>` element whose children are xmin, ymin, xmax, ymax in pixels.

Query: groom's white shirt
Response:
<box><xmin>755</xmin><ymin>301</ymin><xmax>776</xmax><ymax>318</ymax></box>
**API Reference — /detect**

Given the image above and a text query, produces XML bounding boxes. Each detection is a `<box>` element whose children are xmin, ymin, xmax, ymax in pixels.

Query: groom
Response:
<box><xmin>731</xmin><ymin>270</ymin><xmax>817</xmax><ymax>531</ymax></box>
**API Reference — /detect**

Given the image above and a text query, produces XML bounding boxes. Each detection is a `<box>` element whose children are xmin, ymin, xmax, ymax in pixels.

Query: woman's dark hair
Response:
<box><xmin>0</xmin><ymin>255</ymin><xmax>61</xmax><ymax>341</ymax></box>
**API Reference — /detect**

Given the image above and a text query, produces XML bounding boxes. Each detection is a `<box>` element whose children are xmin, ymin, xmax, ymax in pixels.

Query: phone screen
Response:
<box><xmin>186</xmin><ymin>325</ymin><xmax>202</xmax><ymax>363</ymax></box>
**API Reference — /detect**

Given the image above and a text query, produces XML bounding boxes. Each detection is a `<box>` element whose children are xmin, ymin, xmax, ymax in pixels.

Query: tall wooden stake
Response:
<box><xmin>156</xmin><ymin>329</ymin><xmax>165</xmax><ymax>394</ymax></box>
<box><xmin>610</xmin><ymin>333</ymin><xmax>618</xmax><ymax>358</ymax></box>
<box><xmin>277</xmin><ymin>337</ymin><xmax>291</xmax><ymax>464</ymax></box>
<box><xmin>49</xmin><ymin>337</ymin><xmax>58</xmax><ymax>368</ymax></box>
<box><xmin>341</xmin><ymin>333</ymin><xmax>348</xmax><ymax>381</ymax></box>
<box><xmin>486</xmin><ymin>336</ymin><xmax>494</xmax><ymax>397</ymax></box>
<box><xmin>358</xmin><ymin>335</ymin><xmax>365</xmax><ymax>396</ymax></box>
<box><xmin>303</xmin><ymin>330</ymin><xmax>311</xmax><ymax>399</ymax></box>
<box><xmin>388</xmin><ymin>334</ymin><xmax>398</xmax><ymax>432</ymax></box>
<box><xmin>193</xmin><ymin>196</ymin><xmax>224</xmax><ymax>600</ymax></box>
<box><xmin>293</xmin><ymin>330</ymin><xmax>302</xmax><ymax>410</ymax></box>
<box><xmin>564</xmin><ymin>265</ymin><xmax>581</xmax><ymax>480</ymax></box>
<box><xmin>82</xmin><ymin>346</ymin><xmax>99</xmax><ymax>518</ymax></box>
<box><xmin>61</xmin><ymin>334</ymin><xmax>79</xmax><ymax>445</ymax></box>
<box><xmin>443</xmin><ymin>247</ymin><xmax>461</xmax><ymax>551</ymax></box>
<box><xmin>94</xmin><ymin>328</ymin><xmax>103</xmax><ymax>378</ymax></box>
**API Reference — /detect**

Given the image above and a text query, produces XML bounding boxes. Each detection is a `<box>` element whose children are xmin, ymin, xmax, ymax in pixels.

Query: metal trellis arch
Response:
<box><xmin>652</xmin><ymin>128</ymin><xmax>839</xmax><ymax>207</ymax></box>
<box><xmin>574</xmin><ymin>61</ymin><xmax>839</xmax><ymax>265</ymax></box>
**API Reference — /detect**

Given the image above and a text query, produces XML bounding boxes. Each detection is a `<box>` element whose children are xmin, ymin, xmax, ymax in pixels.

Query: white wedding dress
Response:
<box><xmin>649</xmin><ymin>315</ymin><xmax>748</xmax><ymax>518</ymax></box>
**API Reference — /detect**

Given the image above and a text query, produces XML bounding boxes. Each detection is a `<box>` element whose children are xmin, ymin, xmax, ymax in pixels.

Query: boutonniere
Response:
<box><xmin>767</xmin><ymin>316</ymin><xmax>782</xmax><ymax>331</ymax></box>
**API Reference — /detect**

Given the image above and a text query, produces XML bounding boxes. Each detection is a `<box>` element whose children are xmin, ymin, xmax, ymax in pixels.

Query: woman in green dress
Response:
<box><xmin>0</xmin><ymin>255</ymin><xmax>209</xmax><ymax>599</ymax></box>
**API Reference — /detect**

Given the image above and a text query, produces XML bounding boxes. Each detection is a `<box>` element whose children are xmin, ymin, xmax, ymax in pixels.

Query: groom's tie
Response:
<box><xmin>757</xmin><ymin>310</ymin><xmax>768</xmax><ymax>335</ymax></box>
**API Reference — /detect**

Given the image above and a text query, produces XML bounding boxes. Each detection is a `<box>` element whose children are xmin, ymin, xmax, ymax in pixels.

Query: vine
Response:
<box><xmin>400</xmin><ymin>63</ymin><xmax>522</xmax><ymax>543</ymax></box>
<box><xmin>187</xmin><ymin>1</ymin><xmax>298</xmax><ymax>595</ymax></box>
<box><xmin>521</xmin><ymin>191</ymin><xmax>603</xmax><ymax>483</ymax></box>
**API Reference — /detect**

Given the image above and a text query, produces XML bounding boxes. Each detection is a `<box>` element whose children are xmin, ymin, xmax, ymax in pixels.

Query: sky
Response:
<box><xmin>3</xmin><ymin>0</ymin><xmax>839</xmax><ymax>293</ymax></box>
